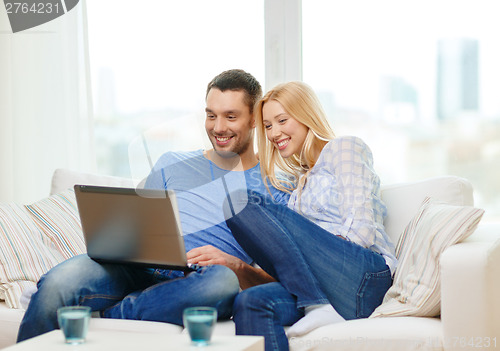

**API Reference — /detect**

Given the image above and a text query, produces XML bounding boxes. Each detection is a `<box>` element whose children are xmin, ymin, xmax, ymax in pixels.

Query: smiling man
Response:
<box><xmin>205</xmin><ymin>88</ymin><xmax>255</xmax><ymax>163</ymax></box>
<box><xmin>17</xmin><ymin>69</ymin><xmax>289</xmax><ymax>342</ymax></box>
<box><xmin>204</xmin><ymin>78</ymin><xmax>258</xmax><ymax>167</ymax></box>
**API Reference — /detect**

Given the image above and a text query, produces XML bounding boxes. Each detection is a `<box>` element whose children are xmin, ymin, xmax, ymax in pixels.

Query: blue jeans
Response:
<box><xmin>17</xmin><ymin>254</ymin><xmax>239</xmax><ymax>342</ymax></box>
<box><xmin>233</xmin><ymin>283</ymin><xmax>303</xmax><ymax>351</ymax></box>
<box><xmin>226</xmin><ymin>190</ymin><xmax>392</xmax><ymax>351</ymax></box>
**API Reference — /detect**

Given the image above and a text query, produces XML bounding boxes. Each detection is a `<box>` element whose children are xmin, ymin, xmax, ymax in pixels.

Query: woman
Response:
<box><xmin>225</xmin><ymin>82</ymin><xmax>397</xmax><ymax>351</ymax></box>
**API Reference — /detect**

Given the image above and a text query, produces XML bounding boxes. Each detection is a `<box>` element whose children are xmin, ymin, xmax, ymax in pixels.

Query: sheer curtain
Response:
<box><xmin>0</xmin><ymin>1</ymin><xmax>94</xmax><ymax>203</ymax></box>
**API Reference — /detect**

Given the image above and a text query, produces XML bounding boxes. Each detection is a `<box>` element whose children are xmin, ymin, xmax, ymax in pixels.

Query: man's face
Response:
<box><xmin>205</xmin><ymin>88</ymin><xmax>255</xmax><ymax>158</ymax></box>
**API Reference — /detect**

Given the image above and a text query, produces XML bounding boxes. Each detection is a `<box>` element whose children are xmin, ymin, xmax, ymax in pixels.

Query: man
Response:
<box><xmin>17</xmin><ymin>69</ymin><xmax>288</xmax><ymax>342</ymax></box>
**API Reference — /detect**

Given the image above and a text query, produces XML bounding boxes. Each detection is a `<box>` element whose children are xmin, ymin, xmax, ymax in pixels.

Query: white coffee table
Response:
<box><xmin>5</xmin><ymin>330</ymin><xmax>264</xmax><ymax>351</ymax></box>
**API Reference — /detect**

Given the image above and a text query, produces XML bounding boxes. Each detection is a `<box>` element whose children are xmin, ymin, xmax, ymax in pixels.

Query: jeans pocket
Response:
<box><xmin>356</xmin><ymin>268</ymin><xmax>392</xmax><ymax>318</ymax></box>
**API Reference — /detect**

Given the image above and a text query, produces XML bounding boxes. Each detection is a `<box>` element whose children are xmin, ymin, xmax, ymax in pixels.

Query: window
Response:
<box><xmin>87</xmin><ymin>0</ymin><xmax>499</xmax><ymax>220</ymax></box>
<box><xmin>303</xmin><ymin>0</ymin><xmax>500</xmax><ymax>221</ymax></box>
<box><xmin>87</xmin><ymin>0</ymin><xmax>264</xmax><ymax>180</ymax></box>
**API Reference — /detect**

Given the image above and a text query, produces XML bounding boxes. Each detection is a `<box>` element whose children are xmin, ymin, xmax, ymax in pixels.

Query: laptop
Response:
<box><xmin>74</xmin><ymin>185</ymin><xmax>196</xmax><ymax>272</ymax></box>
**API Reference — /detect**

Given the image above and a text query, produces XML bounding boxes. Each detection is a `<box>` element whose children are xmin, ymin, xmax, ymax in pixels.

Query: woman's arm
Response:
<box><xmin>325</xmin><ymin>136</ymin><xmax>382</xmax><ymax>247</ymax></box>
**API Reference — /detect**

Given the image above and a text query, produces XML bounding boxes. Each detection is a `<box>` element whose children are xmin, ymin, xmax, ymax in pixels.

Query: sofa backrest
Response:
<box><xmin>50</xmin><ymin>168</ymin><xmax>135</xmax><ymax>195</ymax></box>
<box><xmin>381</xmin><ymin>176</ymin><xmax>474</xmax><ymax>244</ymax></box>
<box><xmin>51</xmin><ymin>169</ymin><xmax>474</xmax><ymax>247</ymax></box>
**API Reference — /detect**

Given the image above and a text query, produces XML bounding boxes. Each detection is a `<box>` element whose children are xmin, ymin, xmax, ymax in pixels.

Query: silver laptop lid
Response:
<box><xmin>74</xmin><ymin>185</ymin><xmax>192</xmax><ymax>271</ymax></box>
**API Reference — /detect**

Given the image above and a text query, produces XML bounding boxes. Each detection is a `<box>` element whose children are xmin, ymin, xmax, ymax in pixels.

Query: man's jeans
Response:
<box><xmin>17</xmin><ymin>254</ymin><xmax>239</xmax><ymax>342</ymax></box>
<box><xmin>226</xmin><ymin>190</ymin><xmax>392</xmax><ymax>351</ymax></box>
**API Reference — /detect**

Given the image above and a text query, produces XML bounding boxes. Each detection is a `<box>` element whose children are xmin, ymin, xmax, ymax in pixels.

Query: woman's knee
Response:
<box><xmin>234</xmin><ymin>282</ymin><xmax>285</xmax><ymax>316</ymax></box>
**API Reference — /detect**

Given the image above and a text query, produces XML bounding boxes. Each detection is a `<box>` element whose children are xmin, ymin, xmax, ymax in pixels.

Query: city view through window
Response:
<box><xmin>87</xmin><ymin>0</ymin><xmax>264</xmax><ymax>180</ymax></box>
<box><xmin>303</xmin><ymin>0</ymin><xmax>500</xmax><ymax>221</ymax></box>
<box><xmin>87</xmin><ymin>1</ymin><xmax>500</xmax><ymax>221</ymax></box>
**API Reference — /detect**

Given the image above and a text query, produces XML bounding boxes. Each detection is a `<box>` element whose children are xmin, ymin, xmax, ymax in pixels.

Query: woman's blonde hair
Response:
<box><xmin>255</xmin><ymin>81</ymin><xmax>335</xmax><ymax>194</ymax></box>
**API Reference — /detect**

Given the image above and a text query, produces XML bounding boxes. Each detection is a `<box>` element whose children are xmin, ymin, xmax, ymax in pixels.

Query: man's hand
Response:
<box><xmin>187</xmin><ymin>245</ymin><xmax>275</xmax><ymax>290</ymax></box>
<box><xmin>187</xmin><ymin>245</ymin><xmax>244</xmax><ymax>272</ymax></box>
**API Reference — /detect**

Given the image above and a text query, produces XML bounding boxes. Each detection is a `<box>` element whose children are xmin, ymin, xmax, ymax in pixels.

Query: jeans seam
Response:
<box><xmin>266</xmin><ymin>298</ymin><xmax>298</xmax><ymax>351</ymax></box>
<box><xmin>296</xmin><ymin>298</ymin><xmax>330</xmax><ymax>309</ymax></box>
<box><xmin>79</xmin><ymin>294</ymin><xmax>123</xmax><ymax>303</ymax></box>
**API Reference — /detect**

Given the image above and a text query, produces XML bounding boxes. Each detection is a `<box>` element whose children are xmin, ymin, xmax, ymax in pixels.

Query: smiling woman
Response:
<box><xmin>262</xmin><ymin>100</ymin><xmax>310</xmax><ymax>158</ymax></box>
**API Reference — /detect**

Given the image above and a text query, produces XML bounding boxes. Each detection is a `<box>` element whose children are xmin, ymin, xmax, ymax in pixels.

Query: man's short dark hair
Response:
<box><xmin>206</xmin><ymin>69</ymin><xmax>262</xmax><ymax>113</ymax></box>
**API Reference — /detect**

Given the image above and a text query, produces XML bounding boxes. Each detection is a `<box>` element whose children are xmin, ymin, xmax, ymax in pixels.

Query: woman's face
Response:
<box><xmin>262</xmin><ymin>100</ymin><xmax>309</xmax><ymax>158</ymax></box>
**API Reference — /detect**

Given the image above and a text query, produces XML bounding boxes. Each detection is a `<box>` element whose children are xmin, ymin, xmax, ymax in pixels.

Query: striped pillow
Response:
<box><xmin>370</xmin><ymin>197</ymin><xmax>484</xmax><ymax>318</ymax></box>
<box><xmin>0</xmin><ymin>204</ymin><xmax>64</xmax><ymax>308</ymax></box>
<box><xmin>26</xmin><ymin>189</ymin><xmax>85</xmax><ymax>259</ymax></box>
<box><xmin>0</xmin><ymin>189</ymin><xmax>85</xmax><ymax>309</ymax></box>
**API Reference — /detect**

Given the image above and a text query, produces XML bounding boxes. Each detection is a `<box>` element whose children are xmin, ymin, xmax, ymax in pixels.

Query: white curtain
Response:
<box><xmin>0</xmin><ymin>1</ymin><xmax>95</xmax><ymax>203</ymax></box>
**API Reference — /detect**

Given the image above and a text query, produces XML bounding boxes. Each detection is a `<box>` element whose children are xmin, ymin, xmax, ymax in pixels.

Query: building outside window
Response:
<box><xmin>303</xmin><ymin>0</ymin><xmax>500</xmax><ymax>221</ymax></box>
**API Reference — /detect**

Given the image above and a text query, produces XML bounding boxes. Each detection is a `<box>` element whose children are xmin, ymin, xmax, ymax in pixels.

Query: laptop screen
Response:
<box><xmin>74</xmin><ymin>185</ymin><xmax>191</xmax><ymax>271</ymax></box>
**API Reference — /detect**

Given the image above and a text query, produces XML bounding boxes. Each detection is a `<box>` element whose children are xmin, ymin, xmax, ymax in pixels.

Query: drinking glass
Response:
<box><xmin>57</xmin><ymin>306</ymin><xmax>91</xmax><ymax>344</ymax></box>
<box><xmin>183</xmin><ymin>306</ymin><xmax>217</xmax><ymax>346</ymax></box>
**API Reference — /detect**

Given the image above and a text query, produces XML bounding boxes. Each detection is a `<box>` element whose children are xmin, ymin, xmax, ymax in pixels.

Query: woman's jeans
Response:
<box><xmin>226</xmin><ymin>190</ymin><xmax>392</xmax><ymax>351</ymax></box>
<box><xmin>17</xmin><ymin>254</ymin><xmax>239</xmax><ymax>342</ymax></box>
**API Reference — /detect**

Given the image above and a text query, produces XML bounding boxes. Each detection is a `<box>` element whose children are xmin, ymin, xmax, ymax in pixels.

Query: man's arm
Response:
<box><xmin>187</xmin><ymin>245</ymin><xmax>276</xmax><ymax>290</ymax></box>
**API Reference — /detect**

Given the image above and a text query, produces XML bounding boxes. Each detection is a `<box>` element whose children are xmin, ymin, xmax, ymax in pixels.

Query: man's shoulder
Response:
<box><xmin>160</xmin><ymin>149</ymin><xmax>204</xmax><ymax>162</ymax></box>
<box><xmin>153</xmin><ymin>149</ymin><xmax>205</xmax><ymax>169</ymax></box>
<box><xmin>145</xmin><ymin>149</ymin><xmax>211</xmax><ymax>190</ymax></box>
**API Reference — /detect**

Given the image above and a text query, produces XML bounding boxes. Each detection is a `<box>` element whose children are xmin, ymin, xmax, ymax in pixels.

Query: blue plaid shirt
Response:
<box><xmin>288</xmin><ymin>136</ymin><xmax>397</xmax><ymax>273</ymax></box>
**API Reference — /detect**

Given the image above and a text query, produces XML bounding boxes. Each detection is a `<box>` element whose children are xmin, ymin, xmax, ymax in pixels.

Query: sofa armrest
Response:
<box><xmin>440</xmin><ymin>223</ymin><xmax>500</xmax><ymax>350</ymax></box>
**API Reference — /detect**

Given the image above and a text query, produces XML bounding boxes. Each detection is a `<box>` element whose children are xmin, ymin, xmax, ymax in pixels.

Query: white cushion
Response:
<box><xmin>50</xmin><ymin>168</ymin><xmax>135</xmax><ymax>195</ymax></box>
<box><xmin>370</xmin><ymin>197</ymin><xmax>484</xmax><ymax>318</ymax></box>
<box><xmin>289</xmin><ymin>316</ymin><xmax>443</xmax><ymax>351</ymax></box>
<box><xmin>381</xmin><ymin>176</ymin><xmax>473</xmax><ymax>244</ymax></box>
<box><xmin>0</xmin><ymin>301</ymin><xmax>25</xmax><ymax>349</ymax></box>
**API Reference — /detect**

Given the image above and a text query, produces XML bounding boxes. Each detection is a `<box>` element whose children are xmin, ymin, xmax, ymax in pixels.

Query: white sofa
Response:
<box><xmin>1</xmin><ymin>168</ymin><xmax>499</xmax><ymax>350</ymax></box>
